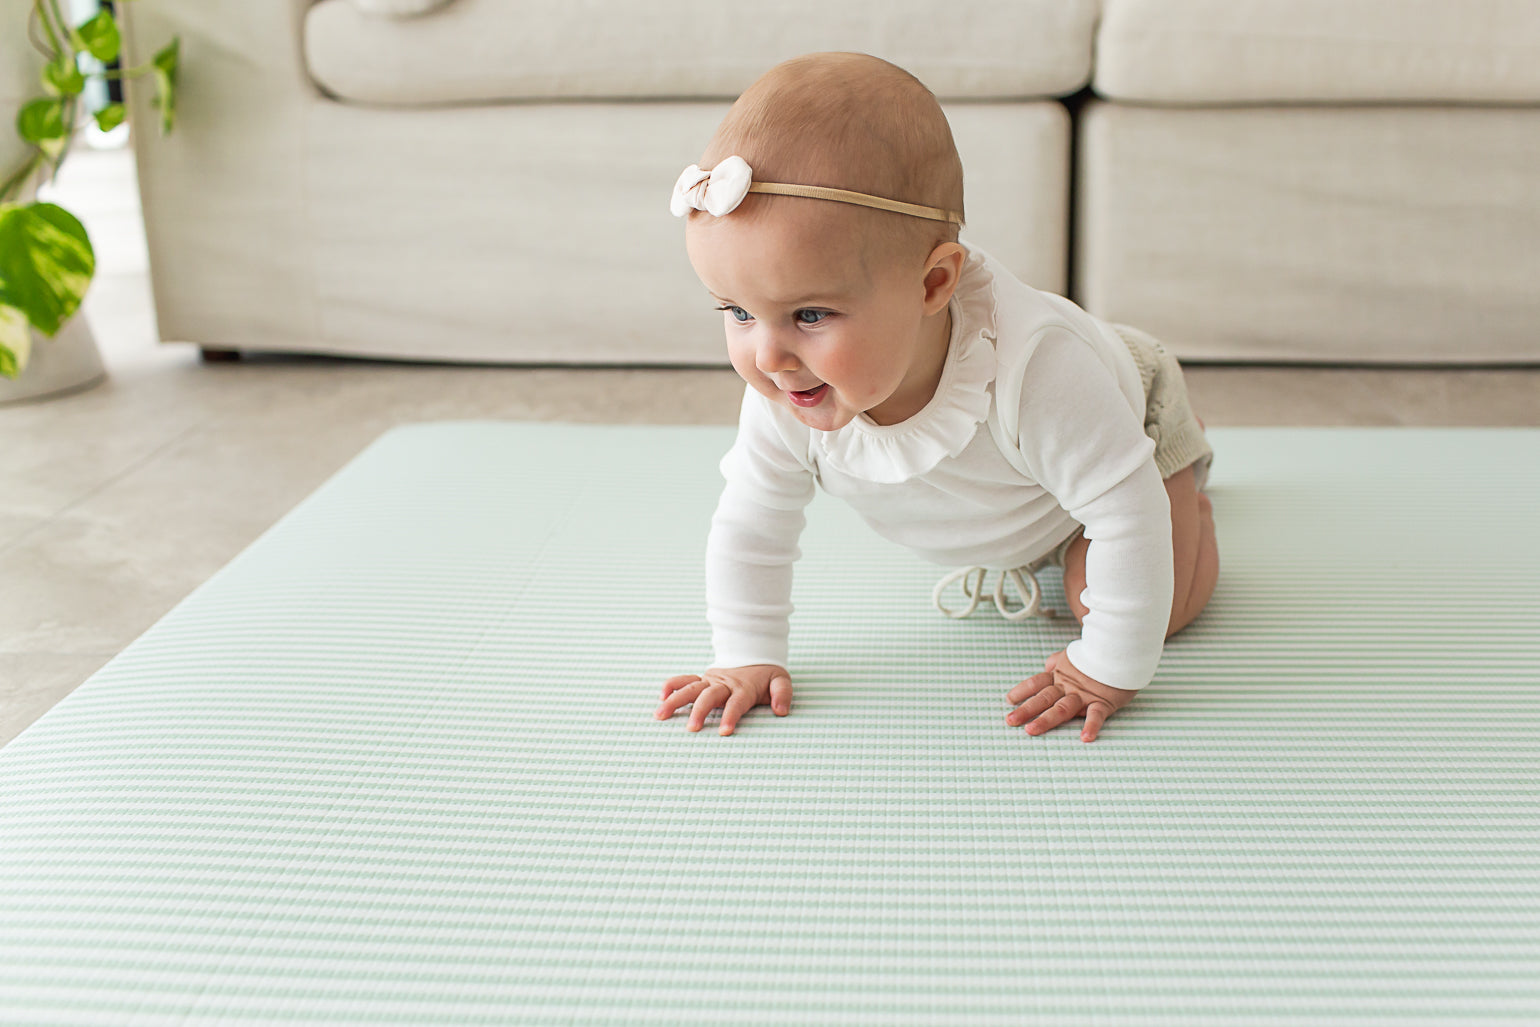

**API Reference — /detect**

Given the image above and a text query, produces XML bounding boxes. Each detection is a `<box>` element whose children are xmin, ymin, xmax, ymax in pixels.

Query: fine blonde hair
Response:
<box><xmin>695</xmin><ymin>52</ymin><xmax>965</xmax><ymax>270</ymax></box>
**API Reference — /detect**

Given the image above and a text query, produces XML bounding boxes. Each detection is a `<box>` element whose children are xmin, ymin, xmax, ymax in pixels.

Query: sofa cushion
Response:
<box><xmin>1096</xmin><ymin>0</ymin><xmax>1540</xmax><ymax>104</ymax></box>
<box><xmin>347</xmin><ymin>0</ymin><xmax>454</xmax><ymax>17</ymax></box>
<box><xmin>304</xmin><ymin>0</ymin><xmax>1097</xmax><ymax>105</ymax></box>
<box><xmin>1074</xmin><ymin>101</ymin><xmax>1540</xmax><ymax>363</ymax></box>
<box><xmin>137</xmin><ymin>96</ymin><xmax>1066</xmax><ymax>364</ymax></box>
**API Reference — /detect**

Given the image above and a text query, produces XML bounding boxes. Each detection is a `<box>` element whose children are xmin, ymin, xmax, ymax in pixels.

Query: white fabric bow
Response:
<box><xmin>670</xmin><ymin>155</ymin><xmax>753</xmax><ymax>218</ymax></box>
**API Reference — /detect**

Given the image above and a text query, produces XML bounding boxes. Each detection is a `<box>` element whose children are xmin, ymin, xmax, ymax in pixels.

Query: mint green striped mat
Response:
<box><xmin>2</xmin><ymin>423</ymin><xmax>1537</xmax><ymax>1025</ymax></box>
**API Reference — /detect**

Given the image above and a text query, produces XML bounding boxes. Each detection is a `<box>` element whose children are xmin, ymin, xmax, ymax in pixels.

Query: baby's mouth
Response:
<box><xmin>786</xmin><ymin>383</ymin><xmax>829</xmax><ymax>408</ymax></box>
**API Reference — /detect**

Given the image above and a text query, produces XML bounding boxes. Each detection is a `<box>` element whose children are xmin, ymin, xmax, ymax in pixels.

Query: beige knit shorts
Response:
<box><xmin>1031</xmin><ymin>324</ymin><xmax>1215</xmax><ymax>575</ymax></box>
<box><xmin>1111</xmin><ymin>323</ymin><xmax>1214</xmax><ymax>491</ymax></box>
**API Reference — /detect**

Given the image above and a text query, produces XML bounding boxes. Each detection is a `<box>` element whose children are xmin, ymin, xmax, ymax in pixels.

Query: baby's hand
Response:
<box><xmin>655</xmin><ymin>665</ymin><xmax>792</xmax><ymax>736</ymax></box>
<box><xmin>1005</xmin><ymin>649</ymin><xmax>1138</xmax><ymax>743</ymax></box>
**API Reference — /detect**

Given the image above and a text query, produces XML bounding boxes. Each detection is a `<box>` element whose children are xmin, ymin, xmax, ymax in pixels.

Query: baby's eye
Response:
<box><xmin>715</xmin><ymin>305</ymin><xmax>752</xmax><ymax>323</ymax></box>
<box><xmin>795</xmin><ymin>309</ymin><xmax>829</xmax><ymax>326</ymax></box>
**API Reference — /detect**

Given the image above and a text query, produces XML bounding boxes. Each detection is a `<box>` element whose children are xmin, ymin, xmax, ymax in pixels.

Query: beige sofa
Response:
<box><xmin>1079</xmin><ymin>0</ymin><xmax>1540</xmax><ymax>363</ymax></box>
<box><xmin>121</xmin><ymin>0</ymin><xmax>1540</xmax><ymax>365</ymax></box>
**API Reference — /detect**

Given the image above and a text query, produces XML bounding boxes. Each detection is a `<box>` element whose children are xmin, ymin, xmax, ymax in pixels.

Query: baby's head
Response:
<box><xmin>678</xmin><ymin>53</ymin><xmax>969</xmax><ymax>431</ymax></box>
<box><xmin>693</xmin><ymin>52</ymin><xmax>965</xmax><ymax>266</ymax></box>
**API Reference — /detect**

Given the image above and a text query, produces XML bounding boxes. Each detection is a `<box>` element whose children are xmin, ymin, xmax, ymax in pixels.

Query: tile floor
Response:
<box><xmin>3</xmin><ymin>144</ymin><xmax>1538</xmax><ymax>746</ymax></box>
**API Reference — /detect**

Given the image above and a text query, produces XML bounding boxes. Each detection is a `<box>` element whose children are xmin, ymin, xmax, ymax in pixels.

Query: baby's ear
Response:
<box><xmin>921</xmin><ymin>242</ymin><xmax>967</xmax><ymax>315</ymax></box>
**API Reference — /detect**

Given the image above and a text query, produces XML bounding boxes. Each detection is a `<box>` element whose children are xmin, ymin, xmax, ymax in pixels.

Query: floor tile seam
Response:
<box><xmin>0</xmin><ymin>417</ymin><xmax>215</xmax><ymax>562</ymax></box>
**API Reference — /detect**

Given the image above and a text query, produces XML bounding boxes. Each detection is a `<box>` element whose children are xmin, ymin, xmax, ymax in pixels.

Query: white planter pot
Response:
<box><xmin>0</xmin><ymin>316</ymin><xmax>107</xmax><ymax>405</ymax></box>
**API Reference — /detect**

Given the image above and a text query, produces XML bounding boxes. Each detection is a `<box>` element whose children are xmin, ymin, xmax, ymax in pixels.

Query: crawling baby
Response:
<box><xmin>657</xmin><ymin>52</ymin><xmax>1217</xmax><ymax>742</ymax></box>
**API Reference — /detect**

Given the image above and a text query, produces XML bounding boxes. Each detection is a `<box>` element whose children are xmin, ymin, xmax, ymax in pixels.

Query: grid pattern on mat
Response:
<box><xmin>1</xmin><ymin>423</ymin><xmax>1537</xmax><ymax>1026</ymax></box>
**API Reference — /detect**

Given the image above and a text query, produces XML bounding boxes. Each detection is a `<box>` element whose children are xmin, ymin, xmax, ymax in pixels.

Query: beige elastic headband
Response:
<box><xmin>745</xmin><ymin>181</ymin><xmax>963</xmax><ymax>225</ymax></box>
<box><xmin>670</xmin><ymin>155</ymin><xmax>964</xmax><ymax>226</ymax></box>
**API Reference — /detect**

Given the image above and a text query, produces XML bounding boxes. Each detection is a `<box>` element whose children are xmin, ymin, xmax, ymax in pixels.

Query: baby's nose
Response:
<box><xmin>755</xmin><ymin>338</ymin><xmax>799</xmax><ymax>375</ymax></box>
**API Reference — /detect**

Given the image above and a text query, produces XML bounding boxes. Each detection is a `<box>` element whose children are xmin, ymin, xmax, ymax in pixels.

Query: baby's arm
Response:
<box><xmin>656</xmin><ymin>486</ymin><xmax>802</xmax><ymax>736</ymax></box>
<box><xmin>657</xmin><ymin>389</ymin><xmax>814</xmax><ymax>736</ymax></box>
<box><xmin>1055</xmin><ymin>458</ymin><xmax>1172</xmax><ymax>691</ymax></box>
<box><xmin>1006</xmin><ymin>330</ymin><xmax>1175</xmax><ymax>737</ymax></box>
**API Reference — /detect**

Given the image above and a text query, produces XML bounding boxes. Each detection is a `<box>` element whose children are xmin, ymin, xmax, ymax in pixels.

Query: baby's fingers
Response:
<box><xmin>661</xmin><ymin>674</ymin><xmax>701</xmax><ymax>700</ymax></box>
<box><xmin>1005</xmin><ymin>683</ymin><xmax>1060</xmax><ymax>727</ymax></box>
<box><xmin>687</xmin><ymin>683</ymin><xmax>731</xmax><ymax>732</ymax></box>
<box><xmin>1006</xmin><ymin>668</ymin><xmax>1055</xmax><ymax>706</ymax></box>
<box><xmin>1081</xmin><ymin>700</ymin><xmax>1114</xmax><ymax>743</ymax></box>
<box><xmin>769</xmin><ymin>675</ymin><xmax>793</xmax><ymax>716</ymax></box>
<box><xmin>656</xmin><ymin>679</ymin><xmax>705</xmax><ymax>720</ymax></box>
<box><xmin>719</xmin><ymin>689</ymin><xmax>758</xmax><ymax>736</ymax></box>
<box><xmin>1024</xmin><ymin>691</ymin><xmax>1087</xmax><ymax>736</ymax></box>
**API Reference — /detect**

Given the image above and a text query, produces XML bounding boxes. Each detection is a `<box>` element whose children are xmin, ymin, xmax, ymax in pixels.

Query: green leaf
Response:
<box><xmin>94</xmin><ymin>103</ymin><xmax>126</xmax><ymax>133</ymax></box>
<box><xmin>75</xmin><ymin>11</ymin><xmax>122</xmax><ymax>63</ymax></box>
<box><xmin>0</xmin><ymin>202</ymin><xmax>95</xmax><ymax>337</ymax></box>
<box><xmin>151</xmin><ymin>37</ymin><xmax>180</xmax><ymax>134</ymax></box>
<box><xmin>17</xmin><ymin>98</ymin><xmax>69</xmax><ymax>144</ymax></box>
<box><xmin>0</xmin><ymin>305</ymin><xmax>31</xmax><ymax>379</ymax></box>
<box><xmin>43</xmin><ymin>56</ymin><xmax>86</xmax><ymax>98</ymax></box>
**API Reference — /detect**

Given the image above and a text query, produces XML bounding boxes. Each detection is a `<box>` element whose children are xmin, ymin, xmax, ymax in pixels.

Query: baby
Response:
<box><xmin>656</xmin><ymin>53</ymin><xmax>1218</xmax><ymax>743</ymax></box>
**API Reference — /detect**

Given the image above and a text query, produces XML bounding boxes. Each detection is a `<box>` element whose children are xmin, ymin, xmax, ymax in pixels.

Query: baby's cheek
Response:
<box><xmin>726</xmin><ymin>345</ymin><xmax>774</xmax><ymax>394</ymax></box>
<box><xmin>822</xmin><ymin>350</ymin><xmax>881</xmax><ymax>405</ymax></box>
<box><xmin>724</xmin><ymin>340</ymin><xmax>754</xmax><ymax>380</ymax></box>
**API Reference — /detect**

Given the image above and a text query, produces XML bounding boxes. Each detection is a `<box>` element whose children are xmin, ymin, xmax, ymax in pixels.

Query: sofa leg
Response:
<box><xmin>200</xmin><ymin>347</ymin><xmax>242</xmax><ymax>363</ymax></box>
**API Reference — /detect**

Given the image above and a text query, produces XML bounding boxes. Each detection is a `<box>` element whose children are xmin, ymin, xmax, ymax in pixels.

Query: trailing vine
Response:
<box><xmin>0</xmin><ymin>0</ymin><xmax>178</xmax><ymax>378</ymax></box>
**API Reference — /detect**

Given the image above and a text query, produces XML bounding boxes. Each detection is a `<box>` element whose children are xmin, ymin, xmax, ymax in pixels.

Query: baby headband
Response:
<box><xmin>670</xmin><ymin>155</ymin><xmax>964</xmax><ymax>226</ymax></box>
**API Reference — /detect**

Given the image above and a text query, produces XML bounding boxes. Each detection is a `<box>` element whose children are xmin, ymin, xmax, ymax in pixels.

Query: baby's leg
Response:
<box><xmin>1163</xmin><ymin>466</ymin><xmax>1218</xmax><ymax>636</ymax></box>
<box><xmin>1061</xmin><ymin>465</ymin><xmax>1218</xmax><ymax>638</ymax></box>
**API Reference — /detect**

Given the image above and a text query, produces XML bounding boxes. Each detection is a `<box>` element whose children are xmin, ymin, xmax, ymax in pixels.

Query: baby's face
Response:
<box><xmin>686</xmin><ymin>204</ymin><xmax>941</xmax><ymax>431</ymax></box>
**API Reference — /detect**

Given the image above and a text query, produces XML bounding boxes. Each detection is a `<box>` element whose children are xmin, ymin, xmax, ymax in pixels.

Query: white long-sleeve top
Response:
<box><xmin>706</xmin><ymin>244</ymin><xmax>1174</xmax><ymax>691</ymax></box>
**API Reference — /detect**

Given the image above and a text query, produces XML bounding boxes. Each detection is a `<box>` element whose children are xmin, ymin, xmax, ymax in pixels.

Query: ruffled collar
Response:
<box><xmin>813</xmin><ymin>246</ymin><xmax>998</xmax><ymax>484</ymax></box>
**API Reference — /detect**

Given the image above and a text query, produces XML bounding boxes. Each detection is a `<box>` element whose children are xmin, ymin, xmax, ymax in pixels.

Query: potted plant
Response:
<box><xmin>0</xmin><ymin>0</ymin><xmax>177</xmax><ymax>396</ymax></box>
